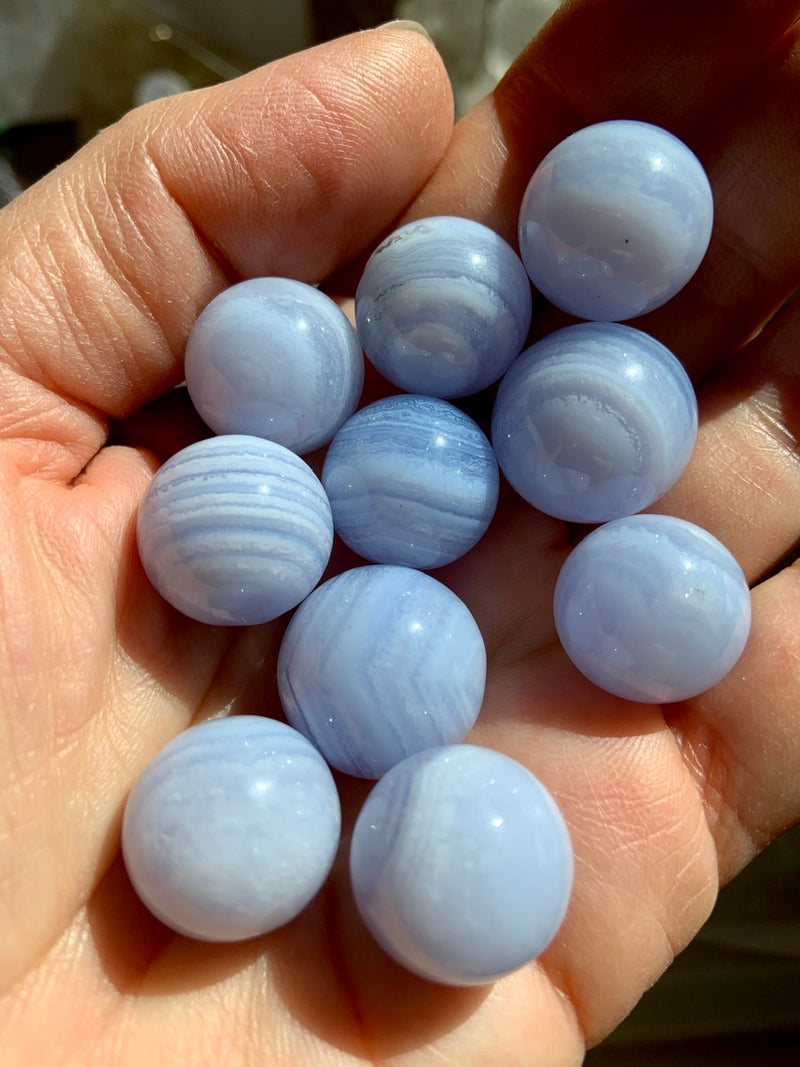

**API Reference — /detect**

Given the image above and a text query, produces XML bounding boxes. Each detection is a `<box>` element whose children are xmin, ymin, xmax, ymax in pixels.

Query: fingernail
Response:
<box><xmin>376</xmin><ymin>19</ymin><xmax>435</xmax><ymax>45</ymax></box>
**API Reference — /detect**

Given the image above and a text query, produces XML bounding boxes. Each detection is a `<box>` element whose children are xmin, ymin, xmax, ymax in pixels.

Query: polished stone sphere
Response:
<box><xmin>518</xmin><ymin>120</ymin><xmax>714</xmax><ymax>321</ymax></box>
<box><xmin>355</xmin><ymin>215</ymin><xmax>532</xmax><ymax>398</ymax></box>
<box><xmin>553</xmin><ymin>514</ymin><xmax>751</xmax><ymax>703</ymax></box>
<box><xmin>122</xmin><ymin>716</ymin><xmax>341</xmax><ymax>942</ymax></box>
<box><xmin>185</xmin><ymin>277</ymin><xmax>363</xmax><ymax>454</ymax></box>
<box><xmin>136</xmin><ymin>434</ymin><xmax>333</xmax><ymax>625</ymax></box>
<box><xmin>322</xmin><ymin>394</ymin><xmax>499</xmax><ymax>569</ymax></box>
<box><xmin>491</xmin><ymin>322</ymin><xmax>698</xmax><ymax>523</ymax></box>
<box><xmin>349</xmin><ymin>744</ymin><xmax>573</xmax><ymax>986</ymax></box>
<box><xmin>277</xmin><ymin>565</ymin><xmax>486</xmax><ymax>779</ymax></box>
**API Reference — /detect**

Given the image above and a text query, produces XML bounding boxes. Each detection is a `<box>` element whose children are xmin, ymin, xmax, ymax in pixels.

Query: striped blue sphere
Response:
<box><xmin>322</xmin><ymin>395</ymin><xmax>499</xmax><ymax>569</ymax></box>
<box><xmin>491</xmin><ymin>322</ymin><xmax>698</xmax><ymax>523</ymax></box>
<box><xmin>518</xmin><ymin>120</ymin><xmax>713</xmax><ymax>321</ymax></box>
<box><xmin>554</xmin><ymin>515</ymin><xmax>751</xmax><ymax>703</ymax></box>
<box><xmin>136</xmin><ymin>435</ymin><xmax>333</xmax><ymax>625</ymax></box>
<box><xmin>122</xmin><ymin>716</ymin><xmax>341</xmax><ymax>942</ymax></box>
<box><xmin>277</xmin><ymin>565</ymin><xmax>486</xmax><ymax>779</ymax></box>
<box><xmin>185</xmin><ymin>278</ymin><xmax>363</xmax><ymax>454</ymax></box>
<box><xmin>350</xmin><ymin>745</ymin><xmax>573</xmax><ymax>986</ymax></box>
<box><xmin>355</xmin><ymin>216</ymin><xmax>532</xmax><ymax>398</ymax></box>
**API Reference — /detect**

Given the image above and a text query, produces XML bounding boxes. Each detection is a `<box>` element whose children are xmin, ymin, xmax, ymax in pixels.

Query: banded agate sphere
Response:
<box><xmin>185</xmin><ymin>277</ymin><xmax>363</xmax><ymax>454</ymax></box>
<box><xmin>355</xmin><ymin>215</ymin><xmax>532</xmax><ymax>398</ymax></box>
<box><xmin>554</xmin><ymin>515</ymin><xmax>751</xmax><ymax>703</ymax></box>
<box><xmin>136</xmin><ymin>435</ymin><xmax>333</xmax><ymax>625</ymax></box>
<box><xmin>322</xmin><ymin>394</ymin><xmax>499</xmax><ymax>569</ymax></box>
<box><xmin>122</xmin><ymin>716</ymin><xmax>341</xmax><ymax>942</ymax></box>
<box><xmin>277</xmin><ymin>565</ymin><xmax>486</xmax><ymax>779</ymax></box>
<box><xmin>350</xmin><ymin>744</ymin><xmax>573</xmax><ymax>986</ymax></box>
<box><xmin>518</xmin><ymin>120</ymin><xmax>713</xmax><ymax>321</ymax></box>
<box><xmin>491</xmin><ymin>322</ymin><xmax>697</xmax><ymax>523</ymax></box>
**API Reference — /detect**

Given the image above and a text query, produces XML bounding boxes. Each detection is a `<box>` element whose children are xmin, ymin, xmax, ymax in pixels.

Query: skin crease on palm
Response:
<box><xmin>1</xmin><ymin>0</ymin><xmax>800</xmax><ymax>1062</ymax></box>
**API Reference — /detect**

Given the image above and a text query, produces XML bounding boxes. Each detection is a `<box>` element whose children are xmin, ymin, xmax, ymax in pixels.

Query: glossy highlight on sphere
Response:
<box><xmin>518</xmin><ymin>120</ymin><xmax>714</xmax><ymax>321</ymax></box>
<box><xmin>350</xmin><ymin>744</ymin><xmax>573</xmax><ymax>986</ymax></box>
<box><xmin>277</xmin><ymin>566</ymin><xmax>487</xmax><ymax>779</ymax></box>
<box><xmin>136</xmin><ymin>435</ymin><xmax>333</xmax><ymax>625</ymax></box>
<box><xmin>355</xmin><ymin>215</ymin><xmax>533</xmax><ymax>398</ymax></box>
<box><xmin>185</xmin><ymin>277</ymin><xmax>363</xmax><ymax>454</ymax></box>
<box><xmin>491</xmin><ymin>322</ymin><xmax>698</xmax><ymax>523</ymax></box>
<box><xmin>322</xmin><ymin>394</ymin><xmax>499</xmax><ymax>569</ymax></box>
<box><xmin>122</xmin><ymin>717</ymin><xmax>341</xmax><ymax>942</ymax></box>
<box><xmin>554</xmin><ymin>515</ymin><xmax>751</xmax><ymax>703</ymax></box>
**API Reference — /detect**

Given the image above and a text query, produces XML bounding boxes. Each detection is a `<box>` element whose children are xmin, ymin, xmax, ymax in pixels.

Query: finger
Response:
<box><xmin>666</xmin><ymin>561</ymin><xmax>800</xmax><ymax>887</ymax></box>
<box><xmin>654</xmin><ymin>295</ymin><xmax>800</xmax><ymax>581</ymax></box>
<box><xmin>629</xmin><ymin>25</ymin><xmax>800</xmax><ymax>375</ymax></box>
<box><xmin>0</xmin><ymin>27</ymin><xmax>453</xmax><ymax>481</ymax></box>
<box><xmin>407</xmin><ymin>0</ymin><xmax>800</xmax><ymax>375</ymax></box>
<box><xmin>410</xmin><ymin>0</ymin><xmax>800</xmax><ymax>237</ymax></box>
<box><xmin>625</xmin><ymin>284</ymin><xmax>800</xmax><ymax>929</ymax></box>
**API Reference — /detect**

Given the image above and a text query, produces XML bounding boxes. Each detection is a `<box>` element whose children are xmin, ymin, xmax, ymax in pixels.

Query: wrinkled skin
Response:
<box><xmin>2</xmin><ymin>2</ymin><xmax>800</xmax><ymax>1064</ymax></box>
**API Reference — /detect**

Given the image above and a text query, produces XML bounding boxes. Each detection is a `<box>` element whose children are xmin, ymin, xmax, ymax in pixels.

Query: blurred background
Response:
<box><xmin>1</xmin><ymin>0</ymin><xmax>563</xmax><ymax>200</ymax></box>
<box><xmin>1</xmin><ymin>1</ymin><xmax>798</xmax><ymax>1061</ymax></box>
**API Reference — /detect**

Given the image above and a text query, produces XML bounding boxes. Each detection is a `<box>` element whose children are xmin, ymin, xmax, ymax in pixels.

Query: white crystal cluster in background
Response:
<box><xmin>395</xmin><ymin>0</ymin><xmax>563</xmax><ymax>113</ymax></box>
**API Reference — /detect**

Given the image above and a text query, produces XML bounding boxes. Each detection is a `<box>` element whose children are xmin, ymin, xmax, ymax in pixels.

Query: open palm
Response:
<box><xmin>3</xmin><ymin>3</ymin><xmax>800</xmax><ymax>1064</ymax></box>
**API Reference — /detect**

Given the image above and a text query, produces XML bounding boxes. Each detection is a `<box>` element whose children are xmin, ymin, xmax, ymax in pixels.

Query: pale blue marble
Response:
<box><xmin>349</xmin><ymin>744</ymin><xmax>573</xmax><ymax>986</ymax></box>
<box><xmin>518</xmin><ymin>120</ymin><xmax>714</xmax><ymax>321</ymax></box>
<box><xmin>554</xmin><ymin>515</ymin><xmax>751</xmax><ymax>703</ymax></box>
<box><xmin>185</xmin><ymin>277</ymin><xmax>363</xmax><ymax>454</ymax></box>
<box><xmin>491</xmin><ymin>322</ymin><xmax>698</xmax><ymax>523</ymax></box>
<box><xmin>136</xmin><ymin>435</ymin><xmax>333</xmax><ymax>625</ymax></box>
<box><xmin>355</xmin><ymin>215</ymin><xmax>533</xmax><ymax>398</ymax></box>
<box><xmin>277</xmin><ymin>565</ymin><xmax>486</xmax><ymax>779</ymax></box>
<box><xmin>322</xmin><ymin>394</ymin><xmax>499</xmax><ymax>569</ymax></box>
<box><xmin>122</xmin><ymin>716</ymin><xmax>341</xmax><ymax>942</ymax></box>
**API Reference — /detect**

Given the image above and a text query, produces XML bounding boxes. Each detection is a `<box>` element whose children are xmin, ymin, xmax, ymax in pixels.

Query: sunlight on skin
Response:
<box><xmin>1</xmin><ymin>3</ymin><xmax>800</xmax><ymax>1065</ymax></box>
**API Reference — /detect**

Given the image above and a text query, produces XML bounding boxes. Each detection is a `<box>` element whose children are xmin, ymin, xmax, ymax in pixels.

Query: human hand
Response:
<box><xmin>2</xmin><ymin>3</ymin><xmax>800</xmax><ymax>1065</ymax></box>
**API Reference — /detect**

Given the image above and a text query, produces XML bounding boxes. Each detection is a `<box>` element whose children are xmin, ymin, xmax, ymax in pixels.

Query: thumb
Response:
<box><xmin>0</xmin><ymin>26</ymin><xmax>453</xmax><ymax>481</ymax></box>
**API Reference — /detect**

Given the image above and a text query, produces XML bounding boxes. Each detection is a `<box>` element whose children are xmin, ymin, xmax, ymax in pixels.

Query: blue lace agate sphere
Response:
<box><xmin>355</xmin><ymin>215</ymin><xmax>532</xmax><ymax>398</ymax></box>
<box><xmin>350</xmin><ymin>744</ymin><xmax>573</xmax><ymax>986</ymax></box>
<box><xmin>136</xmin><ymin>435</ymin><xmax>333</xmax><ymax>625</ymax></box>
<box><xmin>277</xmin><ymin>565</ymin><xmax>486</xmax><ymax>779</ymax></box>
<box><xmin>185</xmin><ymin>277</ymin><xmax>363</xmax><ymax>454</ymax></box>
<box><xmin>322</xmin><ymin>394</ymin><xmax>499</xmax><ymax>569</ymax></box>
<box><xmin>554</xmin><ymin>515</ymin><xmax>751</xmax><ymax>703</ymax></box>
<box><xmin>122</xmin><ymin>716</ymin><xmax>341</xmax><ymax>942</ymax></box>
<box><xmin>491</xmin><ymin>322</ymin><xmax>698</xmax><ymax>523</ymax></box>
<box><xmin>518</xmin><ymin>120</ymin><xmax>713</xmax><ymax>321</ymax></box>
